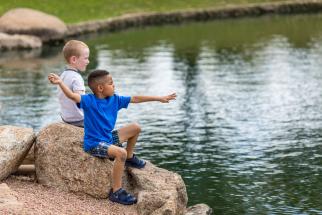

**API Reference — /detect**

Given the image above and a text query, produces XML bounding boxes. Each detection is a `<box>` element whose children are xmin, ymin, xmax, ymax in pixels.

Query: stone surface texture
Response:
<box><xmin>0</xmin><ymin>183</ymin><xmax>24</xmax><ymax>214</ymax></box>
<box><xmin>0</xmin><ymin>32</ymin><xmax>42</xmax><ymax>50</ymax></box>
<box><xmin>0</xmin><ymin>8</ymin><xmax>67</xmax><ymax>41</ymax></box>
<box><xmin>0</xmin><ymin>125</ymin><xmax>35</xmax><ymax>181</ymax></box>
<box><xmin>35</xmin><ymin>122</ymin><xmax>188</xmax><ymax>214</ymax></box>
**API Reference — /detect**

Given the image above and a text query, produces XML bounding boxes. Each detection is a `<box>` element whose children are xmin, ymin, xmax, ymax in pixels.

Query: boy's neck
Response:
<box><xmin>66</xmin><ymin>65</ymin><xmax>79</xmax><ymax>72</ymax></box>
<box><xmin>94</xmin><ymin>92</ymin><xmax>107</xmax><ymax>99</ymax></box>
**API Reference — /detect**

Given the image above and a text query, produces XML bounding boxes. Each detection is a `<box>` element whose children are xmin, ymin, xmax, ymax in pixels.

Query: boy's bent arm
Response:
<box><xmin>74</xmin><ymin>90</ymin><xmax>85</xmax><ymax>96</ymax></box>
<box><xmin>131</xmin><ymin>93</ymin><xmax>176</xmax><ymax>103</ymax></box>
<box><xmin>48</xmin><ymin>73</ymin><xmax>81</xmax><ymax>103</ymax></box>
<box><xmin>75</xmin><ymin>90</ymin><xmax>85</xmax><ymax>94</ymax></box>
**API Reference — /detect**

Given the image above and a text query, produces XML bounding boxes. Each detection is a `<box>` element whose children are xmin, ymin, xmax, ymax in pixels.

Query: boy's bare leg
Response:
<box><xmin>117</xmin><ymin>123</ymin><xmax>141</xmax><ymax>159</ymax></box>
<box><xmin>107</xmin><ymin>145</ymin><xmax>127</xmax><ymax>192</ymax></box>
<box><xmin>106</xmin><ymin>123</ymin><xmax>141</xmax><ymax>192</ymax></box>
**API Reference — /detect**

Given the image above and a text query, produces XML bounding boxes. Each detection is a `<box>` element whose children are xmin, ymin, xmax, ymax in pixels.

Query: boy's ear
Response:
<box><xmin>97</xmin><ymin>84</ymin><xmax>103</xmax><ymax>92</ymax></box>
<box><xmin>70</xmin><ymin>56</ymin><xmax>77</xmax><ymax>64</ymax></box>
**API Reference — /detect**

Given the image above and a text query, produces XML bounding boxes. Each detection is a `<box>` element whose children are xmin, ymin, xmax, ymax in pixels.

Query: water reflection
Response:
<box><xmin>1</xmin><ymin>13</ymin><xmax>322</xmax><ymax>214</ymax></box>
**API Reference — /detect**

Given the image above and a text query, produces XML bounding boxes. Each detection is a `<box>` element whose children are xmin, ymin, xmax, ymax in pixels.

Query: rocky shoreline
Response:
<box><xmin>0</xmin><ymin>124</ymin><xmax>213</xmax><ymax>214</ymax></box>
<box><xmin>1</xmin><ymin>1</ymin><xmax>322</xmax><ymax>214</ymax></box>
<box><xmin>1</xmin><ymin>0</ymin><xmax>322</xmax><ymax>50</ymax></box>
<box><xmin>66</xmin><ymin>0</ymin><xmax>322</xmax><ymax>38</ymax></box>
<box><xmin>3</xmin><ymin>176</ymin><xmax>138</xmax><ymax>215</ymax></box>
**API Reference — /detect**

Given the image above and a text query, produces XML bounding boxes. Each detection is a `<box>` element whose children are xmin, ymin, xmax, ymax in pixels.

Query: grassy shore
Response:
<box><xmin>0</xmin><ymin>0</ymin><xmax>289</xmax><ymax>24</ymax></box>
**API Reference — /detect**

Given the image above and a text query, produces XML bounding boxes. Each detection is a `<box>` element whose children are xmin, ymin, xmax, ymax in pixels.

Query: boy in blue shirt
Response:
<box><xmin>48</xmin><ymin>69</ymin><xmax>176</xmax><ymax>205</ymax></box>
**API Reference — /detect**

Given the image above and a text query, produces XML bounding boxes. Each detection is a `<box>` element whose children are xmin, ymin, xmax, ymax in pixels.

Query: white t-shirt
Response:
<box><xmin>58</xmin><ymin>69</ymin><xmax>85</xmax><ymax>122</ymax></box>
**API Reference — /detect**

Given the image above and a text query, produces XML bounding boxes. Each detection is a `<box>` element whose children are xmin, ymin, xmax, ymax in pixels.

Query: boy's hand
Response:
<box><xmin>130</xmin><ymin>93</ymin><xmax>177</xmax><ymax>103</ymax></box>
<box><xmin>48</xmin><ymin>72</ymin><xmax>81</xmax><ymax>103</ymax></box>
<box><xmin>160</xmin><ymin>93</ymin><xmax>177</xmax><ymax>103</ymax></box>
<box><xmin>48</xmin><ymin>73</ymin><xmax>62</xmax><ymax>85</ymax></box>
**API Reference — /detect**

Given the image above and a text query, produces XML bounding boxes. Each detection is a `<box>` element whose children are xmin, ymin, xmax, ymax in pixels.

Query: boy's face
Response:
<box><xmin>71</xmin><ymin>47</ymin><xmax>90</xmax><ymax>72</ymax></box>
<box><xmin>99</xmin><ymin>75</ymin><xmax>115</xmax><ymax>97</ymax></box>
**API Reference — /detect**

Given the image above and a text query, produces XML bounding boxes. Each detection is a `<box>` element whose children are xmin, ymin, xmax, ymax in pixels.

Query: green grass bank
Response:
<box><xmin>0</xmin><ymin>0</ymin><xmax>289</xmax><ymax>24</ymax></box>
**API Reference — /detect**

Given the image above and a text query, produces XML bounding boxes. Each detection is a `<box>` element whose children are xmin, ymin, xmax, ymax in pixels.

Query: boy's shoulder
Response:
<box><xmin>81</xmin><ymin>94</ymin><xmax>120</xmax><ymax>103</ymax></box>
<box><xmin>61</xmin><ymin>69</ymin><xmax>82</xmax><ymax>78</ymax></box>
<box><xmin>82</xmin><ymin>94</ymin><xmax>118</xmax><ymax>100</ymax></box>
<box><xmin>82</xmin><ymin>93</ymin><xmax>95</xmax><ymax>100</ymax></box>
<box><xmin>60</xmin><ymin>69</ymin><xmax>84</xmax><ymax>87</ymax></box>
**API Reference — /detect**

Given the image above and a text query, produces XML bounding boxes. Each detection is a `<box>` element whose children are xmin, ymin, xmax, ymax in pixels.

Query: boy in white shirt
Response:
<box><xmin>58</xmin><ymin>40</ymin><xmax>90</xmax><ymax>127</ymax></box>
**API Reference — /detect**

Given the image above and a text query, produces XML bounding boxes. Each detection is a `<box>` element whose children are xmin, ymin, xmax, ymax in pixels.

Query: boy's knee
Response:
<box><xmin>132</xmin><ymin>122</ymin><xmax>141</xmax><ymax>134</ymax></box>
<box><xmin>114</xmin><ymin>148</ymin><xmax>127</xmax><ymax>162</ymax></box>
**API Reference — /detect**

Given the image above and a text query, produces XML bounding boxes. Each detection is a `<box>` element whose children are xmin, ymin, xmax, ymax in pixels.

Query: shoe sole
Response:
<box><xmin>109</xmin><ymin>197</ymin><xmax>137</xmax><ymax>205</ymax></box>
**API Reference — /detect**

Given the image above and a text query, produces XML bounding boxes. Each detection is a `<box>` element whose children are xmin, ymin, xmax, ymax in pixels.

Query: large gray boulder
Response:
<box><xmin>128</xmin><ymin>162</ymin><xmax>187</xmax><ymax>214</ymax></box>
<box><xmin>0</xmin><ymin>32</ymin><xmax>41</xmax><ymax>50</ymax></box>
<box><xmin>35</xmin><ymin>122</ymin><xmax>114</xmax><ymax>198</ymax></box>
<box><xmin>35</xmin><ymin>122</ymin><xmax>188</xmax><ymax>214</ymax></box>
<box><xmin>0</xmin><ymin>8</ymin><xmax>67</xmax><ymax>41</ymax></box>
<box><xmin>0</xmin><ymin>125</ymin><xmax>35</xmax><ymax>181</ymax></box>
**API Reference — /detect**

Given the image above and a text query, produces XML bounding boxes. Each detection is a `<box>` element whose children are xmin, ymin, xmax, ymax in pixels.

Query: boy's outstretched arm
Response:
<box><xmin>48</xmin><ymin>73</ymin><xmax>81</xmax><ymax>103</ymax></box>
<box><xmin>131</xmin><ymin>93</ymin><xmax>176</xmax><ymax>103</ymax></box>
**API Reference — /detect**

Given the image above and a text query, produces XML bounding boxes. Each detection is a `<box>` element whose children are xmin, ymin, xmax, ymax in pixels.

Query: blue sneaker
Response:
<box><xmin>126</xmin><ymin>154</ymin><xmax>146</xmax><ymax>169</ymax></box>
<box><xmin>109</xmin><ymin>188</ymin><xmax>137</xmax><ymax>205</ymax></box>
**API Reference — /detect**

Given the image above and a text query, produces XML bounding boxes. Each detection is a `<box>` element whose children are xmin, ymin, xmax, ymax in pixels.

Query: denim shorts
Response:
<box><xmin>88</xmin><ymin>130</ymin><xmax>121</xmax><ymax>158</ymax></box>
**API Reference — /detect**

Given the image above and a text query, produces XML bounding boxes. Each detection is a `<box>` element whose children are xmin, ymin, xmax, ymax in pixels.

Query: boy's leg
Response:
<box><xmin>107</xmin><ymin>145</ymin><xmax>127</xmax><ymax>192</ymax></box>
<box><xmin>117</xmin><ymin>123</ymin><xmax>146</xmax><ymax>169</ymax></box>
<box><xmin>88</xmin><ymin>142</ymin><xmax>137</xmax><ymax>205</ymax></box>
<box><xmin>107</xmin><ymin>145</ymin><xmax>137</xmax><ymax>205</ymax></box>
<box><xmin>117</xmin><ymin>123</ymin><xmax>141</xmax><ymax>159</ymax></box>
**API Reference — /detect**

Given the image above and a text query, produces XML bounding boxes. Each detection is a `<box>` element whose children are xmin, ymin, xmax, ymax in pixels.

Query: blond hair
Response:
<box><xmin>62</xmin><ymin>40</ymin><xmax>88</xmax><ymax>63</ymax></box>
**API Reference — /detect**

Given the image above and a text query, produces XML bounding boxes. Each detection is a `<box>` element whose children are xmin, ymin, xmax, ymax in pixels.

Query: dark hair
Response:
<box><xmin>88</xmin><ymin>69</ymin><xmax>110</xmax><ymax>92</ymax></box>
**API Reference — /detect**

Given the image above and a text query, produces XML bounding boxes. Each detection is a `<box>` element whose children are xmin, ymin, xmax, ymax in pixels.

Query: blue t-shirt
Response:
<box><xmin>79</xmin><ymin>94</ymin><xmax>131</xmax><ymax>151</ymax></box>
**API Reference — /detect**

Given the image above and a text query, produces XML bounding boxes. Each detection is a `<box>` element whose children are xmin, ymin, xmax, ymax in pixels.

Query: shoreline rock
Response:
<box><xmin>0</xmin><ymin>123</ymin><xmax>211</xmax><ymax>214</ymax></box>
<box><xmin>35</xmin><ymin>123</ymin><xmax>115</xmax><ymax>198</ymax></box>
<box><xmin>35</xmin><ymin>122</ymin><xmax>188</xmax><ymax>214</ymax></box>
<box><xmin>0</xmin><ymin>125</ymin><xmax>35</xmax><ymax>181</ymax></box>
<box><xmin>0</xmin><ymin>32</ymin><xmax>41</xmax><ymax>50</ymax></box>
<box><xmin>0</xmin><ymin>8</ymin><xmax>67</xmax><ymax>42</ymax></box>
<box><xmin>127</xmin><ymin>163</ymin><xmax>188</xmax><ymax>214</ymax></box>
<box><xmin>13</xmin><ymin>164</ymin><xmax>35</xmax><ymax>177</ymax></box>
<box><xmin>4</xmin><ymin>175</ymin><xmax>213</xmax><ymax>214</ymax></box>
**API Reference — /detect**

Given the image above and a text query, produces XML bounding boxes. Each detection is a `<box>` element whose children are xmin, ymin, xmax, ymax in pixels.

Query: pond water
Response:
<box><xmin>1</xmin><ymin>13</ymin><xmax>322</xmax><ymax>214</ymax></box>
